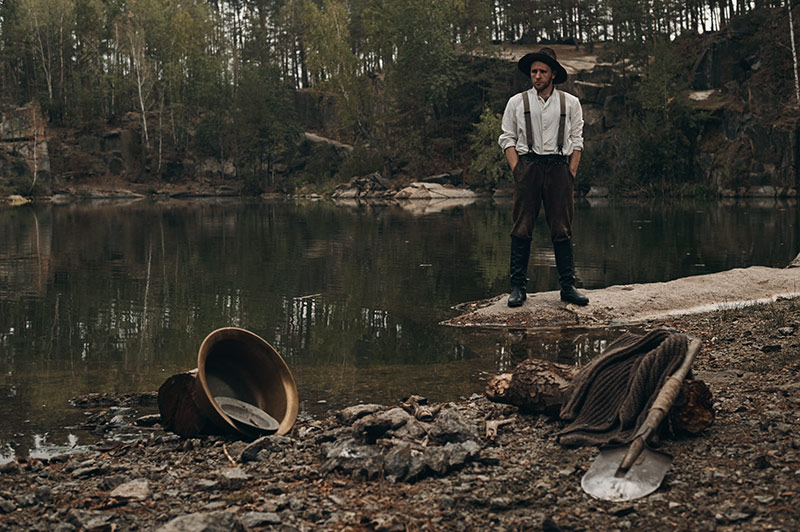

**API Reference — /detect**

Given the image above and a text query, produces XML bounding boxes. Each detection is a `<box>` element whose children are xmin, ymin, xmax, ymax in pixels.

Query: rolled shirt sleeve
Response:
<box><xmin>567</xmin><ymin>95</ymin><xmax>584</xmax><ymax>152</ymax></box>
<box><xmin>498</xmin><ymin>94</ymin><xmax>521</xmax><ymax>152</ymax></box>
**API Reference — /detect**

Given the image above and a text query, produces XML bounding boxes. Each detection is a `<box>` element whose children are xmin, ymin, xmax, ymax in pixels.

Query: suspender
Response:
<box><xmin>522</xmin><ymin>90</ymin><xmax>534</xmax><ymax>153</ymax></box>
<box><xmin>558</xmin><ymin>90</ymin><xmax>566</xmax><ymax>155</ymax></box>
<box><xmin>521</xmin><ymin>89</ymin><xmax>566</xmax><ymax>155</ymax></box>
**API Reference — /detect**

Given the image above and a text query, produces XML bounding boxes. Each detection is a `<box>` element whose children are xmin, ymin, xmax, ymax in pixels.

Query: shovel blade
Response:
<box><xmin>581</xmin><ymin>445</ymin><xmax>673</xmax><ymax>502</ymax></box>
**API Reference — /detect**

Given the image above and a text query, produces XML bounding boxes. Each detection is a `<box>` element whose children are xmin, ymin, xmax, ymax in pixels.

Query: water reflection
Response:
<box><xmin>0</xmin><ymin>198</ymin><xmax>797</xmax><ymax>462</ymax></box>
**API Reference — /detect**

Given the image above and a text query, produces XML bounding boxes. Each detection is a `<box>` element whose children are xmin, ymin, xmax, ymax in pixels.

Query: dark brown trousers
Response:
<box><xmin>511</xmin><ymin>156</ymin><xmax>574</xmax><ymax>242</ymax></box>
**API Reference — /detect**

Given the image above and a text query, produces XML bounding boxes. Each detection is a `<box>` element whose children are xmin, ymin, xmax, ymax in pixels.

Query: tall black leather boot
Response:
<box><xmin>553</xmin><ymin>240</ymin><xmax>589</xmax><ymax>306</ymax></box>
<box><xmin>508</xmin><ymin>236</ymin><xmax>531</xmax><ymax>308</ymax></box>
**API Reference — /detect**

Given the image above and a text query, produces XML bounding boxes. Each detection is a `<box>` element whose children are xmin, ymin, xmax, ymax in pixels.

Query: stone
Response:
<box><xmin>352</xmin><ymin>408</ymin><xmax>412</xmax><ymax>444</ymax></box>
<box><xmin>424</xmin><ymin>447</ymin><xmax>448</xmax><ymax>475</ymax></box>
<box><xmin>585</xmin><ymin>186</ymin><xmax>609</xmax><ymax>197</ymax></box>
<box><xmin>390</xmin><ymin>417</ymin><xmax>428</xmax><ymax>440</ymax></box>
<box><xmin>14</xmin><ymin>493</ymin><xmax>36</xmax><ymax>507</ymax></box>
<box><xmin>0</xmin><ymin>496</ymin><xmax>17</xmax><ymax>513</ymax></box>
<box><xmin>489</xmin><ymin>496</ymin><xmax>512</xmax><ymax>510</ymax></box>
<box><xmin>135</xmin><ymin>414</ymin><xmax>162</xmax><ymax>427</ymax></box>
<box><xmin>34</xmin><ymin>486</ymin><xmax>53</xmax><ymax>504</ymax></box>
<box><xmin>448</xmin><ymin>443</ymin><xmax>477</xmax><ymax>471</ymax></box>
<box><xmin>219</xmin><ymin>468</ymin><xmax>250</xmax><ymax>489</ymax></box>
<box><xmin>384</xmin><ymin>443</ymin><xmax>412</xmax><ymax>482</ymax></box>
<box><xmin>240</xmin><ymin>511</ymin><xmax>281</xmax><ymax>528</ymax></box>
<box><xmin>427</xmin><ymin>407</ymin><xmax>479</xmax><ymax>444</ymax></box>
<box><xmin>110</xmin><ymin>478</ymin><xmax>151</xmax><ymax>501</ymax></box>
<box><xmin>321</xmin><ymin>438</ymin><xmax>384</xmax><ymax>478</ymax></box>
<box><xmin>71</xmin><ymin>466</ymin><xmax>105</xmax><ymax>479</ymax></box>
<box><xmin>154</xmin><ymin>511</ymin><xmax>244</xmax><ymax>532</ymax></box>
<box><xmin>196</xmin><ymin>479</ymin><xmax>220</xmax><ymax>491</ymax></box>
<box><xmin>67</xmin><ymin>510</ymin><xmax>113</xmax><ymax>531</ymax></box>
<box><xmin>338</xmin><ymin>404</ymin><xmax>384</xmax><ymax>424</ymax></box>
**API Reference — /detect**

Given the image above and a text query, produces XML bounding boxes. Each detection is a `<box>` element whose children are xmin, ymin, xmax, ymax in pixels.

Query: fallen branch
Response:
<box><xmin>485</xmin><ymin>417</ymin><xmax>516</xmax><ymax>441</ymax></box>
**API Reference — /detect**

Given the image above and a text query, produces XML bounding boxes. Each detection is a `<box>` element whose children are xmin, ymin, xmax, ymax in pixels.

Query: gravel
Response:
<box><xmin>0</xmin><ymin>298</ymin><xmax>798</xmax><ymax>530</ymax></box>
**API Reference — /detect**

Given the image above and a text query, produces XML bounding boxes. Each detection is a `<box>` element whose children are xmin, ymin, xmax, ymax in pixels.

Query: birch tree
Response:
<box><xmin>788</xmin><ymin>0</ymin><xmax>800</xmax><ymax>106</ymax></box>
<box><xmin>121</xmin><ymin>12</ymin><xmax>154</xmax><ymax>149</ymax></box>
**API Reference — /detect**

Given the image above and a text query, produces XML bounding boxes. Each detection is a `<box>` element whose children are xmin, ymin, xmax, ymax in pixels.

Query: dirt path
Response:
<box><xmin>444</xmin><ymin>265</ymin><xmax>800</xmax><ymax>329</ymax></box>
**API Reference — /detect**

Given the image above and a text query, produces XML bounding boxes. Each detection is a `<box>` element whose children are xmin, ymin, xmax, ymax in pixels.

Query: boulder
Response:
<box><xmin>394</xmin><ymin>182</ymin><xmax>476</xmax><ymax>200</ymax></box>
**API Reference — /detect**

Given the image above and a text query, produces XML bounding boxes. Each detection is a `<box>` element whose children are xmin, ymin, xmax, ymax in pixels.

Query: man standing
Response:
<box><xmin>498</xmin><ymin>47</ymin><xmax>588</xmax><ymax>308</ymax></box>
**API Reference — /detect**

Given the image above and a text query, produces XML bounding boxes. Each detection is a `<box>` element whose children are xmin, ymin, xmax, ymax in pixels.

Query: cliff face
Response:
<box><xmin>0</xmin><ymin>102</ymin><xmax>51</xmax><ymax>192</ymax></box>
<box><xmin>684</xmin><ymin>12</ymin><xmax>800</xmax><ymax>195</ymax></box>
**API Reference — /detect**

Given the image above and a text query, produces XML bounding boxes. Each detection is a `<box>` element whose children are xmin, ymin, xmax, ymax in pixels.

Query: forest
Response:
<box><xmin>0</xmin><ymin>0</ymin><xmax>797</xmax><ymax>194</ymax></box>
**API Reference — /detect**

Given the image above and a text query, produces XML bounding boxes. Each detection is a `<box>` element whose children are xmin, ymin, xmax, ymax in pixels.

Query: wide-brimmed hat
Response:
<box><xmin>518</xmin><ymin>47</ymin><xmax>568</xmax><ymax>84</ymax></box>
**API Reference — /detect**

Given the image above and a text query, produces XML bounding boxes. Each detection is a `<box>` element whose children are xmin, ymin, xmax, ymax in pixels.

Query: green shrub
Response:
<box><xmin>466</xmin><ymin>105</ymin><xmax>509</xmax><ymax>188</ymax></box>
<box><xmin>336</xmin><ymin>146</ymin><xmax>385</xmax><ymax>180</ymax></box>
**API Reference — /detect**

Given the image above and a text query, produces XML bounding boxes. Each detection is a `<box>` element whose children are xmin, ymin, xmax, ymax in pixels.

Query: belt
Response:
<box><xmin>520</xmin><ymin>153</ymin><xmax>568</xmax><ymax>165</ymax></box>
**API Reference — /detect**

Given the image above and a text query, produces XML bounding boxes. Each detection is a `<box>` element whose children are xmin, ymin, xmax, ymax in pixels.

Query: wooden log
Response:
<box><xmin>485</xmin><ymin>359</ymin><xmax>714</xmax><ymax>434</ymax></box>
<box><xmin>157</xmin><ymin>369</ymin><xmax>215</xmax><ymax>438</ymax></box>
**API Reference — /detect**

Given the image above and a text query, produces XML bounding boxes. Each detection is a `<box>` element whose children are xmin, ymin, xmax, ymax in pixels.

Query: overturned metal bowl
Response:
<box><xmin>196</xmin><ymin>327</ymin><xmax>298</xmax><ymax>437</ymax></box>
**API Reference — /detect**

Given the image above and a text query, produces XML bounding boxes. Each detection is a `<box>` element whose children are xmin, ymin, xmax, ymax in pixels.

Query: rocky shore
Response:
<box><xmin>1</xmin><ymin>298</ymin><xmax>799</xmax><ymax>531</ymax></box>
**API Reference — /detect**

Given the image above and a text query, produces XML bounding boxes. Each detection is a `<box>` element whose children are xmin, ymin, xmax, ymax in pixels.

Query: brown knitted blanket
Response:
<box><xmin>558</xmin><ymin>329</ymin><xmax>688</xmax><ymax>447</ymax></box>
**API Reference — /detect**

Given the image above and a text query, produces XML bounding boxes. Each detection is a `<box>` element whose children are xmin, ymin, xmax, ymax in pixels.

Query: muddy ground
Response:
<box><xmin>0</xmin><ymin>298</ymin><xmax>799</xmax><ymax>531</ymax></box>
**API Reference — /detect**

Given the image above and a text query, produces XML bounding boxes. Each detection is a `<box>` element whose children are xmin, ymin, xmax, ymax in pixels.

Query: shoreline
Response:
<box><xmin>1</xmin><ymin>299</ymin><xmax>799</xmax><ymax>530</ymax></box>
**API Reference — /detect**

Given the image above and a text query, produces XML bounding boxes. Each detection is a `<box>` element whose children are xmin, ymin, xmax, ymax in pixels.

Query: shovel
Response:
<box><xmin>581</xmin><ymin>337</ymin><xmax>702</xmax><ymax>502</ymax></box>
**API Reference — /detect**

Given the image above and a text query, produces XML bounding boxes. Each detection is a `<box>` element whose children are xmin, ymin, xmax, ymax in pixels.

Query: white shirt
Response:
<box><xmin>498</xmin><ymin>88</ymin><xmax>584</xmax><ymax>156</ymax></box>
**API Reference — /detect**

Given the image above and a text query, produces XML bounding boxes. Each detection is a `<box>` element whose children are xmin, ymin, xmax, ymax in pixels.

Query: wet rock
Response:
<box><xmin>240</xmin><ymin>511</ymin><xmax>281</xmax><ymax>527</ymax></box>
<box><xmin>135</xmin><ymin>414</ymin><xmax>162</xmax><ymax>427</ymax></box>
<box><xmin>155</xmin><ymin>511</ymin><xmax>244</xmax><ymax>532</ymax></box>
<box><xmin>394</xmin><ymin>182</ymin><xmax>476</xmax><ymax>200</ymax></box>
<box><xmin>110</xmin><ymin>478</ymin><xmax>150</xmax><ymax>501</ymax></box>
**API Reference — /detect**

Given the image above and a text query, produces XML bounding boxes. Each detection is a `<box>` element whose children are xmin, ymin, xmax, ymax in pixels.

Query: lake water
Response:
<box><xmin>1</xmin><ymin>196</ymin><xmax>797</xmax><ymax>461</ymax></box>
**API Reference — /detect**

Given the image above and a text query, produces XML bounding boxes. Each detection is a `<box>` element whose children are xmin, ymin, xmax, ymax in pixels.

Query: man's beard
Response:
<box><xmin>536</xmin><ymin>79</ymin><xmax>553</xmax><ymax>94</ymax></box>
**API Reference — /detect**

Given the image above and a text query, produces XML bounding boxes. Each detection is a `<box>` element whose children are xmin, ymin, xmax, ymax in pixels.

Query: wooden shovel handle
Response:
<box><xmin>619</xmin><ymin>338</ymin><xmax>702</xmax><ymax>472</ymax></box>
